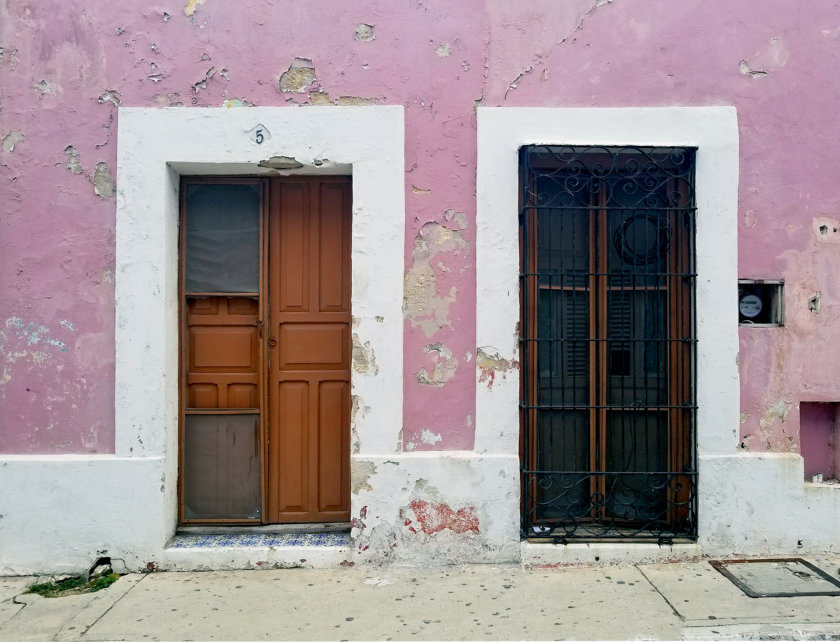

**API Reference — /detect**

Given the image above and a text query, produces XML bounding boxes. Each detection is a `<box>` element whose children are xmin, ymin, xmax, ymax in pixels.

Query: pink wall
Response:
<box><xmin>2</xmin><ymin>0</ymin><xmax>840</xmax><ymax>454</ymax></box>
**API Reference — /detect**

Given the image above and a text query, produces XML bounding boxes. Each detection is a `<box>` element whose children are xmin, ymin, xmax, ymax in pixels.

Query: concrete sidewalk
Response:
<box><xmin>2</xmin><ymin>559</ymin><xmax>840</xmax><ymax>641</ymax></box>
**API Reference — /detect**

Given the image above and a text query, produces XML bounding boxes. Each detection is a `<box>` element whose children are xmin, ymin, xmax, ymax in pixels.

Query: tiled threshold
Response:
<box><xmin>161</xmin><ymin>524</ymin><xmax>353</xmax><ymax>570</ymax></box>
<box><xmin>169</xmin><ymin>531</ymin><xmax>350</xmax><ymax>548</ymax></box>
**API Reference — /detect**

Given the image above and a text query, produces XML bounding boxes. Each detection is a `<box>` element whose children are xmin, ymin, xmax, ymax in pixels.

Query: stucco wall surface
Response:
<box><xmin>2</xmin><ymin>0</ymin><xmax>840</xmax><ymax>455</ymax></box>
<box><xmin>2</xmin><ymin>0</ymin><xmax>840</xmax><ymax>572</ymax></box>
<box><xmin>3</xmin><ymin>0</ymin><xmax>839</xmax><ymax>455</ymax></box>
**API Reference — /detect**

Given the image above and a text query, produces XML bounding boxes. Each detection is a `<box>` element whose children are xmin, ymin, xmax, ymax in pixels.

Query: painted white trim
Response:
<box><xmin>111</xmin><ymin>106</ymin><xmax>404</xmax><ymax>545</ymax></box>
<box><xmin>475</xmin><ymin>107</ymin><xmax>741</xmax><ymax>541</ymax></box>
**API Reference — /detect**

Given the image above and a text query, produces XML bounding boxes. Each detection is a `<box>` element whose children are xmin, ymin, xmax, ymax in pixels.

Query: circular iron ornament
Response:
<box><xmin>613</xmin><ymin>212</ymin><xmax>672</xmax><ymax>266</ymax></box>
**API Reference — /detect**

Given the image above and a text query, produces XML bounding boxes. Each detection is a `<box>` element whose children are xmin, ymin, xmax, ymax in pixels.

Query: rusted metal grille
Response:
<box><xmin>520</xmin><ymin>146</ymin><xmax>697</xmax><ymax>542</ymax></box>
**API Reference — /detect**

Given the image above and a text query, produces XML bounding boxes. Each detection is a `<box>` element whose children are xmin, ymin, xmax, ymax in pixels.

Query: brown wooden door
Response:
<box><xmin>267</xmin><ymin>178</ymin><xmax>351</xmax><ymax>523</ymax></box>
<box><xmin>179</xmin><ymin>177</ymin><xmax>351</xmax><ymax>524</ymax></box>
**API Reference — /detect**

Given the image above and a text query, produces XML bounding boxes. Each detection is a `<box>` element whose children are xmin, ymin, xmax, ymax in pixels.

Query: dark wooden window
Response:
<box><xmin>520</xmin><ymin>146</ymin><xmax>697</xmax><ymax>541</ymax></box>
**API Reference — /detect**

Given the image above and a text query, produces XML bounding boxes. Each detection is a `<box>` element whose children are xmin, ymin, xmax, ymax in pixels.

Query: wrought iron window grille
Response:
<box><xmin>520</xmin><ymin>146</ymin><xmax>698</xmax><ymax>542</ymax></box>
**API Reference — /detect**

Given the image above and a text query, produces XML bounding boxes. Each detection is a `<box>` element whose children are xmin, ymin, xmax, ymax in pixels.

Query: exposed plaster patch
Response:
<box><xmin>351</xmin><ymin>460</ymin><xmax>376</xmax><ymax>494</ymax></box>
<box><xmin>759</xmin><ymin>400</ymin><xmax>792</xmax><ymax>431</ymax></box>
<box><xmin>404</xmin><ymin>222</ymin><xmax>470</xmax><ymax>337</ymax></box>
<box><xmin>335</xmin><ymin>96</ymin><xmax>378</xmax><ymax>106</ymax></box>
<box><xmin>352</xmin><ymin>333</ymin><xmax>379</xmax><ymax>375</ymax></box>
<box><xmin>415</xmin><ymin>342</ymin><xmax>457</xmax><ymax>386</ymax></box>
<box><xmin>814</xmin><ymin>217</ymin><xmax>840</xmax><ymax>243</ymax></box>
<box><xmin>738</xmin><ymin>61</ymin><xmax>767</xmax><ymax>78</ymax></box>
<box><xmin>412</xmin><ymin>185</ymin><xmax>431</xmax><ymax>194</ymax></box>
<box><xmin>34</xmin><ymin>80</ymin><xmax>58</xmax><ymax>96</ymax></box>
<box><xmin>443</xmin><ymin>208</ymin><xmax>468</xmax><ymax>230</ymax></box>
<box><xmin>0</xmin><ymin>47</ymin><xmax>19</xmax><ymax>70</ymax></box>
<box><xmin>2</xmin><ymin>130</ymin><xmax>24</xmax><ymax>153</ymax></box>
<box><xmin>309</xmin><ymin>90</ymin><xmax>332</xmax><ymax>105</ymax></box>
<box><xmin>93</xmin><ymin>162</ymin><xmax>115</xmax><ymax>199</ymax></box>
<box><xmin>64</xmin><ymin>146</ymin><xmax>84</xmax><ymax>174</ymax></box>
<box><xmin>350</xmin><ymin>394</ymin><xmax>369</xmax><ymax>454</ymax></box>
<box><xmin>184</xmin><ymin>0</ymin><xmax>207</xmax><ymax>17</ymax></box>
<box><xmin>148</xmin><ymin>62</ymin><xmax>166</xmax><ymax>84</ymax></box>
<box><xmin>435</xmin><ymin>42</ymin><xmax>451</xmax><ymax>58</ymax></box>
<box><xmin>258</xmin><ymin>155</ymin><xmax>303</xmax><ymax>169</ymax></box>
<box><xmin>279</xmin><ymin>58</ymin><xmax>316</xmax><ymax>93</ymax></box>
<box><xmin>809</xmin><ymin>291</ymin><xmax>822</xmax><ymax>316</ymax></box>
<box><xmin>476</xmin><ymin>347</ymin><xmax>519</xmax><ymax>388</ymax></box>
<box><xmin>98</xmin><ymin>90</ymin><xmax>121</xmax><ymax>106</ymax></box>
<box><xmin>222</xmin><ymin>98</ymin><xmax>254</xmax><ymax>108</ymax></box>
<box><xmin>419</xmin><ymin>429</ymin><xmax>442</xmax><ymax>446</ymax></box>
<box><xmin>355</xmin><ymin>23</ymin><xmax>375</xmax><ymax>42</ymax></box>
<box><xmin>351</xmin><ymin>505</ymin><xmax>396</xmax><ymax>560</ymax></box>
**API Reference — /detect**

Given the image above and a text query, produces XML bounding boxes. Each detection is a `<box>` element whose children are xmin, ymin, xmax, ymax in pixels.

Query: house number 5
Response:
<box><xmin>247</xmin><ymin>124</ymin><xmax>271</xmax><ymax>145</ymax></box>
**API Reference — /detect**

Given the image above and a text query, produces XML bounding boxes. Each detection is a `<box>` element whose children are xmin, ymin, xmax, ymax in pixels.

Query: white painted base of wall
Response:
<box><xmin>2</xmin><ymin>452</ymin><xmax>840</xmax><ymax>574</ymax></box>
<box><xmin>0</xmin><ymin>456</ymin><xmax>173</xmax><ymax>576</ymax></box>
<box><xmin>698</xmin><ymin>452</ymin><xmax>840</xmax><ymax>556</ymax></box>
<box><xmin>522</xmin><ymin>542</ymin><xmax>703</xmax><ymax>568</ymax></box>
<box><xmin>348</xmin><ymin>453</ymin><xmax>521</xmax><ymax>566</ymax></box>
<box><xmin>159</xmin><ymin>544</ymin><xmax>352</xmax><ymax>572</ymax></box>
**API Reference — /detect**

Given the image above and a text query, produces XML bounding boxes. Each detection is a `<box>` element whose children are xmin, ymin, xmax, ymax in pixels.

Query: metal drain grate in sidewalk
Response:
<box><xmin>710</xmin><ymin>558</ymin><xmax>840</xmax><ymax>598</ymax></box>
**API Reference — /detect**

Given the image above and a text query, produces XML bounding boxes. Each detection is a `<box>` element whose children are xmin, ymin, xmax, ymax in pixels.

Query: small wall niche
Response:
<box><xmin>738</xmin><ymin>280</ymin><xmax>783</xmax><ymax>326</ymax></box>
<box><xmin>800</xmin><ymin>402</ymin><xmax>840</xmax><ymax>482</ymax></box>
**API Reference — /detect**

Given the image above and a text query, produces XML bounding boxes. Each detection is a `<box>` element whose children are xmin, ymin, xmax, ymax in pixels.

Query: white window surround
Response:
<box><xmin>115</xmin><ymin>107</ymin><xmax>405</xmax><ymax>468</ymax></box>
<box><xmin>474</xmin><ymin>106</ymin><xmax>740</xmax><ymax>461</ymax></box>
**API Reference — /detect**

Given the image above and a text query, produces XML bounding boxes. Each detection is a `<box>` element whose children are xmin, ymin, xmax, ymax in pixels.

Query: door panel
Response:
<box><xmin>183</xmin><ymin>414</ymin><xmax>261</xmax><ymax>520</ymax></box>
<box><xmin>185</xmin><ymin>297</ymin><xmax>261</xmax><ymax>409</ymax></box>
<box><xmin>268</xmin><ymin>178</ymin><xmax>351</xmax><ymax>523</ymax></box>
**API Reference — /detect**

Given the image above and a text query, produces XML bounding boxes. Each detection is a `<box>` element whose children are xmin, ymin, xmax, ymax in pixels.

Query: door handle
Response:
<box><xmin>268</xmin><ymin>337</ymin><xmax>278</xmax><ymax>347</ymax></box>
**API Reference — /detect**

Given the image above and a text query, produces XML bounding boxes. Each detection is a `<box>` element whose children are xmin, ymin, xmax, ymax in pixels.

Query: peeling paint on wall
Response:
<box><xmin>475</xmin><ymin>347</ymin><xmax>518</xmax><ymax>388</ymax></box>
<box><xmin>184</xmin><ymin>0</ymin><xmax>207</xmax><ymax>17</ymax></box>
<box><xmin>435</xmin><ymin>42</ymin><xmax>451</xmax><ymax>58</ymax></box>
<box><xmin>64</xmin><ymin>146</ymin><xmax>84</xmax><ymax>174</ymax></box>
<box><xmin>279</xmin><ymin>58</ymin><xmax>316</xmax><ymax>93</ymax></box>
<box><xmin>404</xmin><ymin>222</ymin><xmax>469</xmax><ymax>337</ymax></box>
<box><xmin>814</xmin><ymin>217</ymin><xmax>840</xmax><ymax>243</ymax></box>
<box><xmin>415</xmin><ymin>343</ymin><xmax>457</xmax><ymax>387</ymax></box>
<box><xmin>351</xmin><ymin>460</ymin><xmax>376</xmax><ymax>494</ymax></box>
<box><xmin>92</xmin><ymin>162</ymin><xmax>115</xmax><ymax>198</ymax></box>
<box><xmin>34</xmin><ymin>80</ymin><xmax>58</xmax><ymax>96</ymax></box>
<box><xmin>354</xmin><ymin>24</ymin><xmax>375</xmax><ymax>42</ymax></box>
<box><xmin>740</xmin><ymin>36</ymin><xmax>789</xmax><ymax>78</ymax></box>
<box><xmin>352</xmin><ymin>334</ymin><xmax>379</xmax><ymax>375</ymax></box>
<box><xmin>2</xmin><ymin>130</ymin><xmax>24</xmax><ymax>153</ymax></box>
<box><xmin>405</xmin><ymin>499</ymin><xmax>479</xmax><ymax>535</ymax></box>
<box><xmin>350</xmin><ymin>394</ymin><xmax>369</xmax><ymax>454</ymax></box>
<box><xmin>97</xmin><ymin>89</ymin><xmax>121</xmax><ymax>106</ymax></box>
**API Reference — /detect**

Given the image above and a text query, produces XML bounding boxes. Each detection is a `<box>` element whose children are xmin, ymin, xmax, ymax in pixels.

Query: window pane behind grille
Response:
<box><xmin>185</xmin><ymin>184</ymin><xmax>260</xmax><ymax>292</ymax></box>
